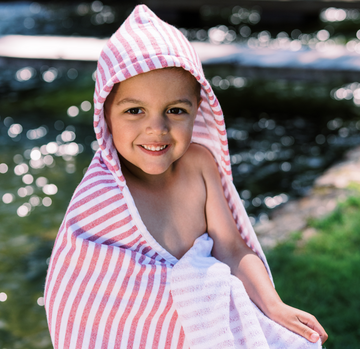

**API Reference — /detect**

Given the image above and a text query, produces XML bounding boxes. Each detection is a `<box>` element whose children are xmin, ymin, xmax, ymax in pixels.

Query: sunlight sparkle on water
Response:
<box><xmin>42</xmin><ymin>184</ymin><xmax>58</xmax><ymax>195</ymax></box>
<box><xmin>30</xmin><ymin>195</ymin><xmax>41</xmax><ymax>206</ymax></box>
<box><xmin>30</xmin><ymin>158</ymin><xmax>45</xmax><ymax>169</ymax></box>
<box><xmin>22</xmin><ymin>174</ymin><xmax>34</xmax><ymax>184</ymax></box>
<box><xmin>0</xmin><ymin>163</ymin><xmax>8</xmax><ymax>173</ymax></box>
<box><xmin>15</xmin><ymin>67</ymin><xmax>35</xmax><ymax>82</ymax></box>
<box><xmin>2</xmin><ymin>193</ymin><xmax>14</xmax><ymax>204</ymax></box>
<box><xmin>46</xmin><ymin>142</ymin><xmax>58</xmax><ymax>154</ymax></box>
<box><xmin>26</xmin><ymin>126</ymin><xmax>48</xmax><ymax>140</ymax></box>
<box><xmin>14</xmin><ymin>163</ymin><xmax>29</xmax><ymax>176</ymax></box>
<box><xmin>67</xmin><ymin>106</ymin><xmax>79</xmax><ymax>117</ymax></box>
<box><xmin>8</xmin><ymin>123</ymin><xmax>23</xmax><ymax>138</ymax></box>
<box><xmin>321</xmin><ymin>8</ymin><xmax>347</xmax><ymax>22</ymax></box>
<box><xmin>91</xmin><ymin>140</ymin><xmax>99</xmax><ymax>152</ymax></box>
<box><xmin>17</xmin><ymin>187</ymin><xmax>27</xmax><ymax>197</ymax></box>
<box><xmin>42</xmin><ymin>68</ymin><xmax>58</xmax><ymax>83</ymax></box>
<box><xmin>44</xmin><ymin>154</ymin><xmax>54</xmax><ymax>166</ymax></box>
<box><xmin>61</xmin><ymin>130</ymin><xmax>76</xmax><ymax>142</ymax></box>
<box><xmin>35</xmin><ymin>177</ymin><xmax>48</xmax><ymax>187</ymax></box>
<box><xmin>17</xmin><ymin>204</ymin><xmax>30</xmax><ymax>217</ymax></box>
<box><xmin>81</xmin><ymin>101</ymin><xmax>92</xmax><ymax>111</ymax></box>
<box><xmin>30</xmin><ymin>148</ymin><xmax>41</xmax><ymax>161</ymax></box>
<box><xmin>42</xmin><ymin>197</ymin><xmax>52</xmax><ymax>207</ymax></box>
<box><xmin>25</xmin><ymin>186</ymin><xmax>34</xmax><ymax>195</ymax></box>
<box><xmin>265</xmin><ymin>194</ymin><xmax>289</xmax><ymax>209</ymax></box>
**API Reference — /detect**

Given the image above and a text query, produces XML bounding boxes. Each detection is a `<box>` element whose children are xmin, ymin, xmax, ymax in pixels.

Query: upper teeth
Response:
<box><xmin>142</xmin><ymin>145</ymin><xmax>167</xmax><ymax>151</ymax></box>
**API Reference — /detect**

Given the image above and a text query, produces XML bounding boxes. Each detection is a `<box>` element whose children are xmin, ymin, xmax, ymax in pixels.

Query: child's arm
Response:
<box><xmin>196</xmin><ymin>145</ymin><xmax>328</xmax><ymax>345</ymax></box>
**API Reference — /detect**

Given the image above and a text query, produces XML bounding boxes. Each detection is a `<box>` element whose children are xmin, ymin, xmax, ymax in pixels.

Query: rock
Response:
<box><xmin>255</xmin><ymin>145</ymin><xmax>360</xmax><ymax>250</ymax></box>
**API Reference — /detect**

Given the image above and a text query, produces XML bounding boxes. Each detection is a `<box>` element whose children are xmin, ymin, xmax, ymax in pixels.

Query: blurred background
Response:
<box><xmin>1</xmin><ymin>1</ymin><xmax>360</xmax><ymax>348</ymax></box>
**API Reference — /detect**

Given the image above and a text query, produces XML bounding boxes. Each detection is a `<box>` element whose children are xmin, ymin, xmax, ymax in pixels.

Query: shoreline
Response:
<box><xmin>255</xmin><ymin>144</ymin><xmax>360</xmax><ymax>250</ymax></box>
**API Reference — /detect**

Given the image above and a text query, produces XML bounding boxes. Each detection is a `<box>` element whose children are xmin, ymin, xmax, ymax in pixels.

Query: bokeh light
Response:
<box><xmin>2</xmin><ymin>193</ymin><xmax>14</xmax><ymax>204</ymax></box>
<box><xmin>0</xmin><ymin>163</ymin><xmax>9</xmax><ymax>174</ymax></box>
<box><xmin>80</xmin><ymin>100</ymin><xmax>92</xmax><ymax>111</ymax></box>
<box><xmin>42</xmin><ymin>184</ymin><xmax>58</xmax><ymax>195</ymax></box>
<box><xmin>15</xmin><ymin>67</ymin><xmax>35</xmax><ymax>82</ymax></box>
<box><xmin>35</xmin><ymin>177</ymin><xmax>48</xmax><ymax>188</ymax></box>
<box><xmin>8</xmin><ymin>123</ymin><xmax>23</xmax><ymax>138</ymax></box>
<box><xmin>37</xmin><ymin>297</ymin><xmax>45</xmax><ymax>306</ymax></box>
<box><xmin>26</xmin><ymin>126</ymin><xmax>47</xmax><ymax>140</ymax></box>
<box><xmin>67</xmin><ymin>106</ymin><xmax>79</xmax><ymax>117</ymax></box>
<box><xmin>42</xmin><ymin>197</ymin><xmax>52</xmax><ymax>207</ymax></box>
<box><xmin>42</xmin><ymin>68</ymin><xmax>58</xmax><ymax>83</ymax></box>
<box><xmin>0</xmin><ymin>292</ymin><xmax>7</xmax><ymax>302</ymax></box>
<box><xmin>17</xmin><ymin>204</ymin><xmax>30</xmax><ymax>217</ymax></box>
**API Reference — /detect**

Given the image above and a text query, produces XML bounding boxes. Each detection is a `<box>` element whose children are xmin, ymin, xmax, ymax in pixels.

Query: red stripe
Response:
<box><xmin>54</xmin><ymin>239</ymin><xmax>89</xmax><ymax>349</ymax></box>
<box><xmin>110</xmin><ymin>231</ymin><xmax>141</xmax><ymax>248</ymax></box>
<box><xmin>97</xmin><ymin>55</ymin><xmax>108</xmax><ymax>88</ymax></box>
<box><xmin>113</xmin><ymin>254</ymin><xmax>147</xmax><ymax>348</ymax></box>
<box><xmin>90</xmin><ymin>215</ymin><xmax>134</xmax><ymax>243</ymax></box>
<box><xmin>127</xmin><ymin>259</ymin><xmax>157</xmax><ymax>345</ymax></box>
<box><xmin>139</xmin><ymin>263</ymin><xmax>167</xmax><ymax>346</ymax></box>
<box><xmin>114</xmin><ymin>25</ymin><xmax>144</xmax><ymax>75</ymax></box>
<box><xmin>88</xmin><ymin>248</ymin><xmax>125</xmax><ymax>349</ymax></box>
<box><xmin>177</xmin><ymin>326</ymin><xmax>186</xmax><ymax>349</ymax></box>
<box><xmin>47</xmin><ymin>192</ymin><xmax>125</xmax><ymax>321</ymax></box>
<box><xmin>128</xmin><ymin>6</ymin><xmax>159</xmax><ymax>69</ymax></box>
<box><xmin>62</xmin><ymin>243</ymin><xmax>104</xmax><ymax>349</ymax></box>
<box><xmin>165</xmin><ymin>310</ymin><xmax>179</xmax><ymax>349</ymax></box>
<box><xmin>100</xmin><ymin>251</ymin><xmax>136</xmax><ymax>349</ymax></box>
<box><xmin>74</xmin><ymin>246</ymin><xmax>113</xmax><ymax>348</ymax></box>
<box><xmin>106</xmin><ymin>39</ymin><xmax>132</xmax><ymax>79</ymax></box>
<box><xmin>151</xmin><ymin>296</ymin><xmax>174</xmax><ymax>349</ymax></box>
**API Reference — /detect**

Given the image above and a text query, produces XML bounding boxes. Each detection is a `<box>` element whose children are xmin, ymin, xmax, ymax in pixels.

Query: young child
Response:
<box><xmin>44</xmin><ymin>5</ymin><xmax>327</xmax><ymax>349</ymax></box>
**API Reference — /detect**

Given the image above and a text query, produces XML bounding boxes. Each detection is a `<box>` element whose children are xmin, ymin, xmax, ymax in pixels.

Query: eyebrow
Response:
<box><xmin>116</xmin><ymin>98</ymin><xmax>193</xmax><ymax>107</ymax></box>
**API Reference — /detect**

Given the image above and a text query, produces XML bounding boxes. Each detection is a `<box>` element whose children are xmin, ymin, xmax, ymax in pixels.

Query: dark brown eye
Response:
<box><xmin>168</xmin><ymin>108</ymin><xmax>185</xmax><ymax>115</ymax></box>
<box><xmin>126</xmin><ymin>108</ymin><xmax>142</xmax><ymax>114</ymax></box>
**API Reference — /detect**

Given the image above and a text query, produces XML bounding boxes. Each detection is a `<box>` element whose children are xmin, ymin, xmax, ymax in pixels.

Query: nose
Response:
<box><xmin>145</xmin><ymin>114</ymin><xmax>169</xmax><ymax>136</ymax></box>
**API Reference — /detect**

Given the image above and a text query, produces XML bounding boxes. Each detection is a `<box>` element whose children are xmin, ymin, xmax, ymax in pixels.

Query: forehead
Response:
<box><xmin>108</xmin><ymin>68</ymin><xmax>199</xmax><ymax>101</ymax></box>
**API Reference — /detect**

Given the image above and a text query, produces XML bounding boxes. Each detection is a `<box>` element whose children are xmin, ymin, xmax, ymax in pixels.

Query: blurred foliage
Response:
<box><xmin>267</xmin><ymin>194</ymin><xmax>360</xmax><ymax>349</ymax></box>
<box><xmin>0</xmin><ymin>140</ymin><xmax>92</xmax><ymax>348</ymax></box>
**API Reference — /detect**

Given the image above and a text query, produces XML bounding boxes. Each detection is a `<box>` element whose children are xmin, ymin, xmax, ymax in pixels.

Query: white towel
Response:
<box><xmin>171</xmin><ymin>234</ymin><xmax>322</xmax><ymax>349</ymax></box>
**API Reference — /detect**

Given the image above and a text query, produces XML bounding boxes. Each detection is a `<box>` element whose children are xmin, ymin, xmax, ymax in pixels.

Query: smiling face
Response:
<box><xmin>104</xmin><ymin>68</ymin><xmax>201</xmax><ymax>181</ymax></box>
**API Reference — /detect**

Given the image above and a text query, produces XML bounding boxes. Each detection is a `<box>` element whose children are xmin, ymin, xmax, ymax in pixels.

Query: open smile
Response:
<box><xmin>138</xmin><ymin>144</ymin><xmax>170</xmax><ymax>156</ymax></box>
<box><xmin>141</xmin><ymin>145</ymin><xmax>167</xmax><ymax>151</ymax></box>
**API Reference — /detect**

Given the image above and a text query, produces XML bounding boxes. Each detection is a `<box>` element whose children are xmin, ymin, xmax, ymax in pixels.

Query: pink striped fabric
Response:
<box><xmin>170</xmin><ymin>234</ymin><xmax>321</xmax><ymax>349</ymax></box>
<box><xmin>44</xmin><ymin>5</ymin><xmax>287</xmax><ymax>348</ymax></box>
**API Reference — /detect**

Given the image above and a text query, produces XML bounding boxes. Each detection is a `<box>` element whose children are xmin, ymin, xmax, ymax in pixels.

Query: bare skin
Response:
<box><xmin>104</xmin><ymin>68</ymin><xmax>328</xmax><ymax>345</ymax></box>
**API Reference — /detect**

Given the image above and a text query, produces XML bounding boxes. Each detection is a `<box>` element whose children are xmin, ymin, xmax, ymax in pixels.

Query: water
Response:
<box><xmin>1</xmin><ymin>2</ymin><xmax>360</xmax><ymax>347</ymax></box>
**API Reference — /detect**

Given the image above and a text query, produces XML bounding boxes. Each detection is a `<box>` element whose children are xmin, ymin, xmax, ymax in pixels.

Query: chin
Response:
<box><xmin>140</xmin><ymin>164</ymin><xmax>172</xmax><ymax>176</ymax></box>
<box><xmin>143</xmin><ymin>168</ymin><xmax>169</xmax><ymax>176</ymax></box>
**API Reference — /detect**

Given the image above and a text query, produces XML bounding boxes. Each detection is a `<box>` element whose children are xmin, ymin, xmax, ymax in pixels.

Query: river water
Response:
<box><xmin>1</xmin><ymin>1</ymin><xmax>360</xmax><ymax>347</ymax></box>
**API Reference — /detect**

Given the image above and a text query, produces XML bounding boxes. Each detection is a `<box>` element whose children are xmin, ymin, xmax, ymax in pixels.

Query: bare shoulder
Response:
<box><xmin>180</xmin><ymin>143</ymin><xmax>218</xmax><ymax>174</ymax></box>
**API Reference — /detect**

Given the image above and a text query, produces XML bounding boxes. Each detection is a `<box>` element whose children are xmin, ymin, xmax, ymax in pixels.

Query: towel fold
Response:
<box><xmin>171</xmin><ymin>234</ymin><xmax>322</xmax><ymax>349</ymax></box>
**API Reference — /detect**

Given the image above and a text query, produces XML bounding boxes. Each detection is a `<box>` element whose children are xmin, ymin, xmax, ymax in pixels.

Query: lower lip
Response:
<box><xmin>138</xmin><ymin>145</ymin><xmax>171</xmax><ymax>156</ymax></box>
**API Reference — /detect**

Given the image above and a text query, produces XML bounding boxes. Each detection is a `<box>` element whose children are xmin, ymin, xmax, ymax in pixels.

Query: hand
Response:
<box><xmin>268</xmin><ymin>302</ymin><xmax>328</xmax><ymax>345</ymax></box>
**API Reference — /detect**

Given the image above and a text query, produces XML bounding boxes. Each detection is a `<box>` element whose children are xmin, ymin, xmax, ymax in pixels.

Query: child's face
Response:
<box><xmin>104</xmin><ymin>68</ymin><xmax>201</xmax><ymax>179</ymax></box>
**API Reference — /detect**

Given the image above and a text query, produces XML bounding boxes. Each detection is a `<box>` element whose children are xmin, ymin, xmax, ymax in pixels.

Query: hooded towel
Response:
<box><xmin>44</xmin><ymin>5</ymin><xmax>321</xmax><ymax>349</ymax></box>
